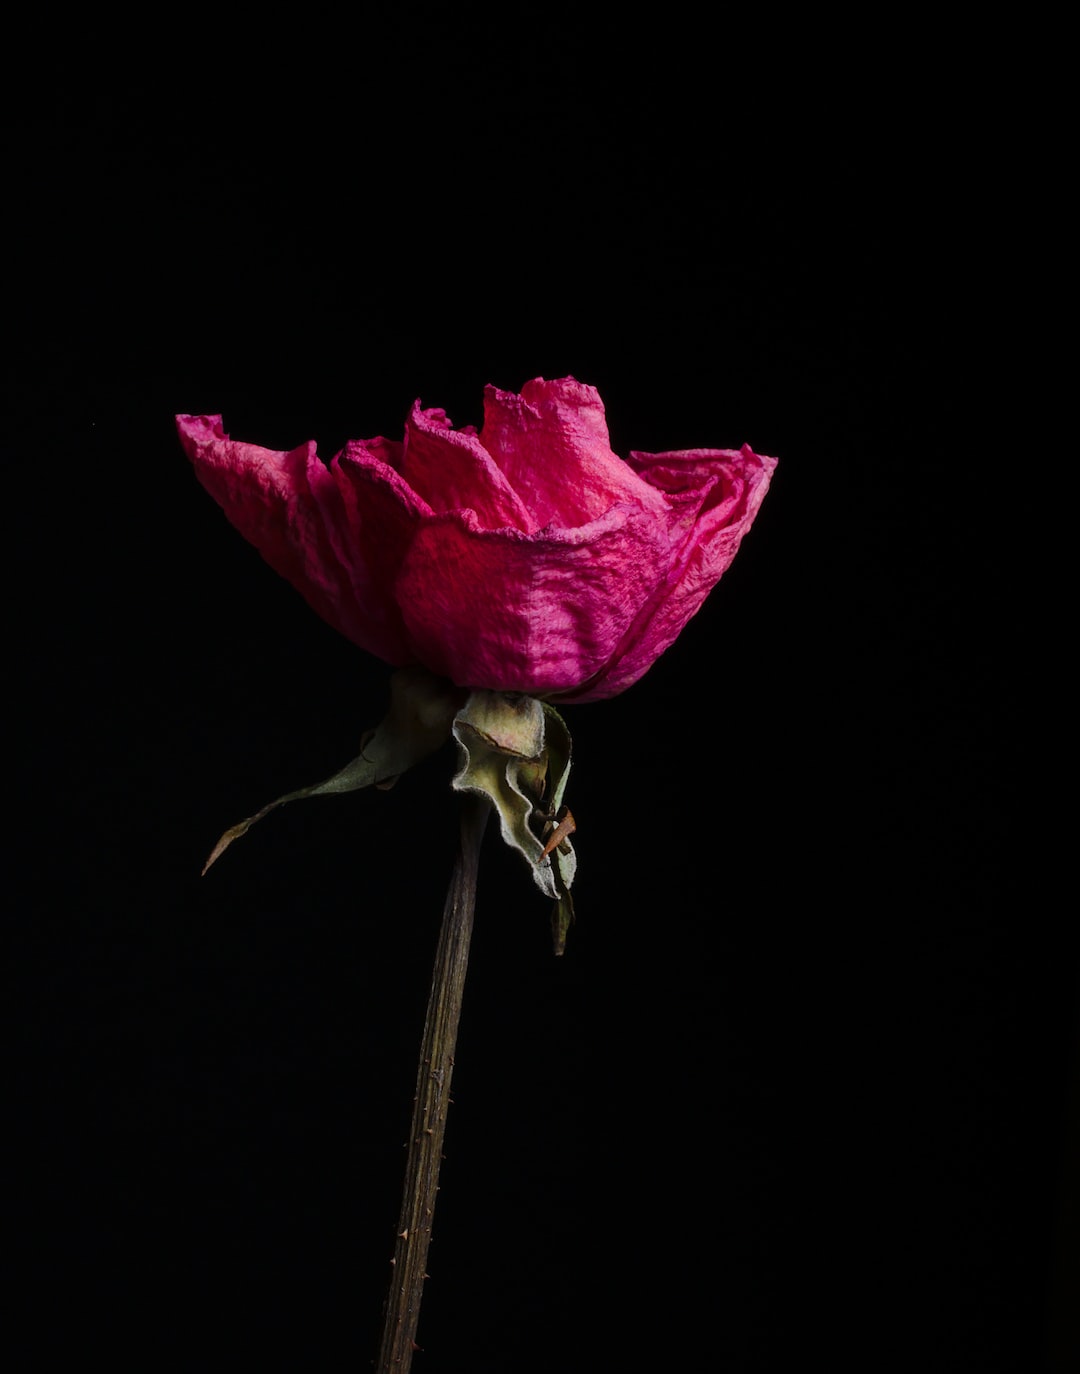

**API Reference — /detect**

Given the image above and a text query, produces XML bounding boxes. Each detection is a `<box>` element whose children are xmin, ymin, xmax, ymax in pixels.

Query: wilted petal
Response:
<box><xmin>479</xmin><ymin>377</ymin><xmax>669</xmax><ymax>529</ymax></box>
<box><xmin>319</xmin><ymin>438</ymin><xmax>434</xmax><ymax>665</ymax></box>
<box><xmin>569</xmin><ymin>444</ymin><xmax>777</xmax><ymax>700</ymax></box>
<box><xmin>178</xmin><ymin>415</ymin><xmax>347</xmax><ymax>623</ymax></box>
<box><xmin>401</xmin><ymin>401</ymin><xmax>535</xmax><ymax>532</ymax></box>
<box><xmin>394</xmin><ymin>502</ymin><xmax>674</xmax><ymax>695</ymax></box>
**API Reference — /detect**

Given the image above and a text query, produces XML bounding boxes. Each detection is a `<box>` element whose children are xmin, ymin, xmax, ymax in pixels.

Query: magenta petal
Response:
<box><xmin>401</xmin><ymin>400</ymin><xmax>536</xmax><ymax>532</ymax></box>
<box><xmin>479</xmin><ymin>377</ymin><xmax>669</xmax><ymax>530</ymax></box>
<box><xmin>566</xmin><ymin>444</ymin><xmax>777</xmax><ymax>700</ymax></box>
<box><xmin>176</xmin><ymin>415</ymin><xmax>410</xmax><ymax>665</ymax></box>
<box><xmin>394</xmin><ymin>503</ymin><xmax>676</xmax><ymax>696</ymax></box>
<box><xmin>322</xmin><ymin>439</ymin><xmax>433</xmax><ymax>663</ymax></box>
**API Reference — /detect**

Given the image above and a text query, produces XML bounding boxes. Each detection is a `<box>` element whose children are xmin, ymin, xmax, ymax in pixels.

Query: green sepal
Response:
<box><xmin>550</xmin><ymin>891</ymin><xmax>575</xmax><ymax>959</ymax></box>
<box><xmin>201</xmin><ymin>674</ymin><xmax>579</xmax><ymax>954</ymax></box>
<box><xmin>201</xmin><ymin>667</ymin><xmax>462</xmax><ymax>873</ymax></box>
<box><xmin>451</xmin><ymin>692</ymin><xmax>577</xmax><ymax>952</ymax></box>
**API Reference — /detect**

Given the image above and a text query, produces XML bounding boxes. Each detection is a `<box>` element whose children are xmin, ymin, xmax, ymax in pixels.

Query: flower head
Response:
<box><xmin>177</xmin><ymin>377</ymin><xmax>775</xmax><ymax>701</ymax></box>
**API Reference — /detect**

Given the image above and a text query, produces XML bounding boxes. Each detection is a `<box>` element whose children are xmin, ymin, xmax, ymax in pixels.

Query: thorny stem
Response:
<box><xmin>376</xmin><ymin>793</ymin><xmax>491</xmax><ymax>1372</ymax></box>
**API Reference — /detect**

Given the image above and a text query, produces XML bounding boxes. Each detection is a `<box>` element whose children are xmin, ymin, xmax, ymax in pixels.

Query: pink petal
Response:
<box><xmin>564</xmin><ymin>444</ymin><xmax>777</xmax><ymax>700</ymax></box>
<box><xmin>177</xmin><ymin>415</ymin><xmax>411</xmax><ymax>665</ymax></box>
<box><xmin>394</xmin><ymin>502</ymin><xmax>678</xmax><ymax>696</ymax></box>
<box><xmin>400</xmin><ymin>400</ymin><xmax>536</xmax><ymax>532</ymax></box>
<box><xmin>479</xmin><ymin>377</ymin><xmax>669</xmax><ymax>530</ymax></box>
<box><xmin>313</xmin><ymin>438</ymin><xmax>436</xmax><ymax>665</ymax></box>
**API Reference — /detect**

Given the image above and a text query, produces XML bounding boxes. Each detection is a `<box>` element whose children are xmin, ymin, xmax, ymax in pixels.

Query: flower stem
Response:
<box><xmin>376</xmin><ymin>792</ymin><xmax>491</xmax><ymax>1372</ymax></box>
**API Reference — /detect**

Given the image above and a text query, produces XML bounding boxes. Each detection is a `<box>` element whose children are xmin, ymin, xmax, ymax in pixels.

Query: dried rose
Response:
<box><xmin>177</xmin><ymin>377</ymin><xmax>775</xmax><ymax>701</ymax></box>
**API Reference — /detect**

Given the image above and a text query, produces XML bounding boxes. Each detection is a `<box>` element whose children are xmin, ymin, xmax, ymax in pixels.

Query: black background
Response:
<box><xmin>7</xmin><ymin>16</ymin><xmax>1068</xmax><ymax>1373</ymax></box>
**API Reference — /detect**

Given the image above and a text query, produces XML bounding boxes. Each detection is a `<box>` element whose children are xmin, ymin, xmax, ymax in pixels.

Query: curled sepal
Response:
<box><xmin>451</xmin><ymin>692</ymin><xmax>577</xmax><ymax>953</ymax></box>
<box><xmin>201</xmin><ymin>667</ymin><xmax>463</xmax><ymax>873</ymax></box>
<box><xmin>538</xmin><ymin>704</ymin><xmax>576</xmax><ymax>955</ymax></box>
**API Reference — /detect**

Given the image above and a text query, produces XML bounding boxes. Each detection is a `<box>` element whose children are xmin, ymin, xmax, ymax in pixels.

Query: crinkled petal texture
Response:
<box><xmin>177</xmin><ymin>378</ymin><xmax>775</xmax><ymax>702</ymax></box>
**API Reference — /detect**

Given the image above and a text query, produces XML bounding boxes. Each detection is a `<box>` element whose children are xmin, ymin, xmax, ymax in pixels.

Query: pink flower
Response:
<box><xmin>177</xmin><ymin>378</ymin><xmax>775</xmax><ymax>702</ymax></box>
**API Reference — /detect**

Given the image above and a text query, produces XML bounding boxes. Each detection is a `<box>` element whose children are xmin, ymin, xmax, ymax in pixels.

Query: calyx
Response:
<box><xmin>202</xmin><ymin>668</ymin><xmax>577</xmax><ymax>953</ymax></box>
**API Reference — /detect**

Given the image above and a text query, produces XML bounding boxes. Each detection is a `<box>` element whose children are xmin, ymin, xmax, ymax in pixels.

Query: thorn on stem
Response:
<box><xmin>539</xmin><ymin>807</ymin><xmax>576</xmax><ymax>859</ymax></box>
